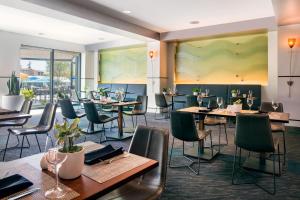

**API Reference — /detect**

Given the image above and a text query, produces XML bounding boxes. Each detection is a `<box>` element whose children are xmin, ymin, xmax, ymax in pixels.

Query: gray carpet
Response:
<box><xmin>1</xmin><ymin>109</ymin><xmax>300</xmax><ymax>200</ymax></box>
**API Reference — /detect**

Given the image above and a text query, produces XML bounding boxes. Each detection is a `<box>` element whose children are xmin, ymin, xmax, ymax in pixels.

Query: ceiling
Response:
<box><xmin>0</xmin><ymin>4</ymin><xmax>124</xmax><ymax>45</ymax></box>
<box><xmin>90</xmin><ymin>0</ymin><xmax>275</xmax><ymax>32</ymax></box>
<box><xmin>272</xmin><ymin>0</ymin><xmax>300</xmax><ymax>26</ymax></box>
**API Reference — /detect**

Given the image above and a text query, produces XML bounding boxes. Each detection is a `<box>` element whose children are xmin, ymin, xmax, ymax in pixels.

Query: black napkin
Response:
<box><xmin>0</xmin><ymin>174</ymin><xmax>33</xmax><ymax>198</ymax></box>
<box><xmin>84</xmin><ymin>145</ymin><xmax>124</xmax><ymax>165</ymax></box>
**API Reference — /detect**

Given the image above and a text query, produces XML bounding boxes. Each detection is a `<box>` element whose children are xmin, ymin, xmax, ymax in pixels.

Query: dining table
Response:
<box><xmin>92</xmin><ymin>100</ymin><xmax>141</xmax><ymax>140</ymax></box>
<box><xmin>0</xmin><ymin>141</ymin><xmax>158</xmax><ymax>200</ymax></box>
<box><xmin>177</xmin><ymin>106</ymin><xmax>289</xmax><ymax>175</ymax></box>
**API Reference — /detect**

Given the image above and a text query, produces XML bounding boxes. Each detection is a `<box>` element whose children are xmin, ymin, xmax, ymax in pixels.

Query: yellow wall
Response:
<box><xmin>175</xmin><ymin>33</ymin><xmax>268</xmax><ymax>85</ymax></box>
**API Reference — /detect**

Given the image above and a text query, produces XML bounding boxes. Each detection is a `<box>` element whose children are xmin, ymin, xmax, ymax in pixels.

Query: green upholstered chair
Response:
<box><xmin>260</xmin><ymin>102</ymin><xmax>286</xmax><ymax>165</ymax></box>
<box><xmin>169</xmin><ymin>111</ymin><xmax>213</xmax><ymax>175</ymax></box>
<box><xmin>83</xmin><ymin>102</ymin><xmax>117</xmax><ymax>143</ymax></box>
<box><xmin>123</xmin><ymin>95</ymin><xmax>148</xmax><ymax>128</ymax></box>
<box><xmin>154</xmin><ymin>93</ymin><xmax>172</xmax><ymax>119</ymax></box>
<box><xmin>232</xmin><ymin>113</ymin><xmax>281</xmax><ymax>195</ymax></box>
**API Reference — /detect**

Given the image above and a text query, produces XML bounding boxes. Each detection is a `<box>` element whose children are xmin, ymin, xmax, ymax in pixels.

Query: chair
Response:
<box><xmin>186</xmin><ymin>95</ymin><xmax>198</xmax><ymax>107</ymax></box>
<box><xmin>71</xmin><ymin>89</ymin><xmax>89</xmax><ymax>104</ymax></box>
<box><xmin>123</xmin><ymin>95</ymin><xmax>148</xmax><ymax>128</ymax></box>
<box><xmin>232</xmin><ymin>114</ymin><xmax>281</xmax><ymax>195</ymax></box>
<box><xmin>59</xmin><ymin>99</ymin><xmax>86</xmax><ymax>120</ymax></box>
<box><xmin>3</xmin><ymin>103</ymin><xmax>57</xmax><ymax>160</ymax></box>
<box><xmin>83</xmin><ymin>102</ymin><xmax>117</xmax><ymax>143</ymax></box>
<box><xmin>169</xmin><ymin>111</ymin><xmax>213</xmax><ymax>175</ymax></box>
<box><xmin>260</xmin><ymin>102</ymin><xmax>286</xmax><ymax>165</ymax></box>
<box><xmin>98</xmin><ymin>125</ymin><xmax>169</xmax><ymax>200</ymax></box>
<box><xmin>155</xmin><ymin>93</ymin><xmax>172</xmax><ymax>119</ymax></box>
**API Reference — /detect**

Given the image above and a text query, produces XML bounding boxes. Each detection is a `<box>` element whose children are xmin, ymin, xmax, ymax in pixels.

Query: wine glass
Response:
<box><xmin>272</xmin><ymin>101</ymin><xmax>279</xmax><ymax>111</ymax></box>
<box><xmin>44</xmin><ymin>139</ymin><xmax>68</xmax><ymax>199</ymax></box>
<box><xmin>197</xmin><ymin>95</ymin><xmax>203</xmax><ymax>107</ymax></box>
<box><xmin>217</xmin><ymin>97</ymin><xmax>223</xmax><ymax>110</ymax></box>
<box><xmin>247</xmin><ymin>97</ymin><xmax>254</xmax><ymax>110</ymax></box>
<box><xmin>205</xmin><ymin>89</ymin><xmax>209</xmax><ymax>96</ymax></box>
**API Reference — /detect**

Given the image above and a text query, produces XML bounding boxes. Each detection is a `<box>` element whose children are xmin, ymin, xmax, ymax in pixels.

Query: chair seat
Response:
<box><xmin>204</xmin><ymin>117</ymin><xmax>226</xmax><ymax>126</ymax></box>
<box><xmin>75</xmin><ymin>111</ymin><xmax>86</xmax><ymax>118</ymax></box>
<box><xmin>0</xmin><ymin>120</ymin><xmax>24</xmax><ymax>127</ymax></box>
<box><xmin>98</xmin><ymin>115</ymin><xmax>118</xmax><ymax>123</ymax></box>
<box><xmin>197</xmin><ymin>129</ymin><xmax>211</xmax><ymax>140</ymax></box>
<box><xmin>8</xmin><ymin>125</ymin><xmax>50</xmax><ymax>136</ymax></box>
<box><xmin>271</xmin><ymin>123</ymin><xmax>285</xmax><ymax>132</ymax></box>
<box><xmin>123</xmin><ymin>110</ymin><xmax>146</xmax><ymax>116</ymax></box>
<box><xmin>98</xmin><ymin>179</ymin><xmax>163</xmax><ymax>200</ymax></box>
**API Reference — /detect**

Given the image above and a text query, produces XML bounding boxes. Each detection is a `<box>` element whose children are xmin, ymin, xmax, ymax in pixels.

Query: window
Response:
<box><xmin>20</xmin><ymin>45</ymin><xmax>81</xmax><ymax>108</ymax></box>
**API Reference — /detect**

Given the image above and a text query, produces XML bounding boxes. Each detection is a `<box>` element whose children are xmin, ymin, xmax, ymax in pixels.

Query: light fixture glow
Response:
<box><xmin>288</xmin><ymin>38</ymin><xmax>296</xmax><ymax>48</ymax></box>
<box><xmin>122</xmin><ymin>10</ymin><xmax>131</xmax><ymax>14</ymax></box>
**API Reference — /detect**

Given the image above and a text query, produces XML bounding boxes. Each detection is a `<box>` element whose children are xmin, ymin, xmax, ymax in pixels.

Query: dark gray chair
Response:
<box><xmin>59</xmin><ymin>99</ymin><xmax>86</xmax><ymax>120</ymax></box>
<box><xmin>260</xmin><ymin>102</ymin><xmax>286</xmax><ymax>165</ymax></box>
<box><xmin>232</xmin><ymin>114</ymin><xmax>281</xmax><ymax>195</ymax></box>
<box><xmin>99</xmin><ymin>125</ymin><xmax>169</xmax><ymax>200</ymax></box>
<box><xmin>155</xmin><ymin>93</ymin><xmax>172</xmax><ymax>120</ymax></box>
<box><xmin>123</xmin><ymin>95</ymin><xmax>148</xmax><ymax>128</ymax></box>
<box><xmin>83</xmin><ymin>102</ymin><xmax>117</xmax><ymax>143</ymax></box>
<box><xmin>169</xmin><ymin>111</ymin><xmax>213</xmax><ymax>175</ymax></box>
<box><xmin>3</xmin><ymin>103</ymin><xmax>57</xmax><ymax>160</ymax></box>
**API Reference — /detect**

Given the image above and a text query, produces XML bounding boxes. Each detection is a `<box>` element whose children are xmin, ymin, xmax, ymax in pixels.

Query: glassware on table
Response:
<box><xmin>115</xmin><ymin>88</ymin><xmax>125</xmax><ymax>102</ymax></box>
<box><xmin>197</xmin><ymin>95</ymin><xmax>203</xmax><ymax>107</ymax></box>
<box><xmin>44</xmin><ymin>139</ymin><xmax>68</xmax><ymax>199</ymax></box>
<box><xmin>272</xmin><ymin>101</ymin><xmax>279</xmax><ymax>111</ymax></box>
<box><xmin>216</xmin><ymin>97</ymin><xmax>223</xmax><ymax>110</ymax></box>
<box><xmin>248</xmin><ymin>90</ymin><xmax>253</xmax><ymax>98</ymax></box>
<box><xmin>247</xmin><ymin>97</ymin><xmax>254</xmax><ymax>110</ymax></box>
<box><xmin>205</xmin><ymin>89</ymin><xmax>209</xmax><ymax>96</ymax></box>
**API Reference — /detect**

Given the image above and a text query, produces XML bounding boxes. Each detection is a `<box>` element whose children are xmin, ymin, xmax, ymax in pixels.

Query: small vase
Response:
<box><xmin>58</xmin><ymin>147</ymin><xmax>84</xmax><ymax>179</ymax></box>
<box><xmin>232</xmin><ymin>93</ymin><xmax>237</xmax><ymax>97</ymax></box>
<box><xmin>193</xmin><ymin>92</ymin><xmax>198</xmax><ymax>96</ymax></box>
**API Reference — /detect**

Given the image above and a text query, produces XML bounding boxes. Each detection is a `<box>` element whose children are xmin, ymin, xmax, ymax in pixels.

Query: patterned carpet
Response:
<box><xmin>1</xmin><ymin>109</ymin><xmax>300</xmax><ymax>200</ymax></box>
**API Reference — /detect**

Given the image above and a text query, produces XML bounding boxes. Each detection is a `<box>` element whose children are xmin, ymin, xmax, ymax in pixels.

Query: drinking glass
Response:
<box><xmin>247</xmin><ymin>97</ymin><xmax>254</xmax><ymax>110</ymax></box>
<box><xmin>217</xmin><ymin>97</ymin><xmax>223</xmax><ymax>110</ymax></box>
<box><xmin>272</xmin><ymin>101</ymin><xmax>279</xmax><ymax>111</ymax></box>
<box><xmin>205</xmin><ymin>89</ymin><xmax>209</xmax><ymax>96</ymax></box>
<box><xmin>197</xmin><ymin>95</ymin><xmax>203</xmax><ymax>107</ymax></box>
<box><xmin>44</xmin><ymin>139</ymin><xmax>68</xmax><ymax>199</ymax></box>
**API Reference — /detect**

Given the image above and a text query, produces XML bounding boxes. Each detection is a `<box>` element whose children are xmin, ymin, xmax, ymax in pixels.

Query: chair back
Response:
<box><xmin>84</xmin><ymin>102</ymin><xmax>100</xmax><ymax>123</ymax></box>
<box><xmin>155</xmin><ymin>93</ymin><xmax>168</xmax><ymax>108</ymax></box>
<box><xmin>70</xmin><ymin>89</ymin><xmax>79</xmax><ymax>102</ymax></box>
<box><xmin>38</xmin><ymin>103</ymin><xmax>57</xmax><ymax>130</ymax></box>
<box><xmin>133</xmin><ymin>95</ymin><xmax>148</xmax><ymax>113</ymax></box>
<box><xmin>89</xmin><ymin>91</ymin><xmax>98</xmax><ymax>100</ymax></box>
<box><xmin>186</xmin><ymin>95</ymin><xmax>198</xmax><ymax>107</ymax></box>
<box><xmin>260</xmin><ymin>102</ymin><xmax>284</xmax><ymax>112</ymax></box>
<box><xmin>59</xmin><ymin>99</ymin><xmax>77</xmax><ymax>119</ymax></box>
<box><xmin>170</xmin><ymin>111</ymin><xmax>199</xmax><ymax>141</ymax></box>
<box><xmin>20</xmin><ymin>100</ymin><xmax>33</xmax><ymax>114</ymax></box>
<box><xmin>235</xmin><ymin>114</ymin><xmax>275</xmax><ymax>152</ymax></box>
<box><xmin>129</xmin><ymin>125</ymin><xmax>169</xmax><ymax>187</ymax></box>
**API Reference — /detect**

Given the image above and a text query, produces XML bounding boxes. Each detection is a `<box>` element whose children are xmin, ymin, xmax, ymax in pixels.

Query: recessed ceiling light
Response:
<box><xmin>38</xmin><ymin>32</ymin><xmax>44</xmax><ymax>35</ymax></box>
<box><xmin>122</xmin><ymin>10</ymin><xmax>131</xmax><ymax>14</ymax></box>
<box><xmin>190</xmin><ymin>21</ymin><xmax>200</xmax><ymax>25</ymax></box>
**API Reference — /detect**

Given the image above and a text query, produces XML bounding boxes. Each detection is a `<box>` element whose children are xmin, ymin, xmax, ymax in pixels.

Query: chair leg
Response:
<box><xmin>224</xmin><ymin>124</ymin><xmax>228</xmax><ymax>145</ymax></box>
<box><xmin>218</xmin><ymin>125</ymin><xmax>221</xmax><ymax>152</ymax></box>
<box><xmin>144</xmin><ymin>114</ymin><xmax>148</xmax><ymax>126</ymax></box>
<box><xmin>168</xmin><ymin>137</ymin><xmax>175</xmax><ymax>167</ymax></box>
<box><xmin>3</xmin><ymin>132</ymin><xmax>11</xmax><ymax>161</ymax></box>
<box><xmin>35</xmin><ymin>134</ymin><xmax>42</xmax><ymax>152</ymax></box>
<box><xmin>131</xmin><ymin>116</ymin><xmax>135</xmax><ymax>128</ymax></box>
<box><xmin>25</xmin><ymin>136</ymin><xmax>30</xmax><ymax>148</ymax></box>
<box><xmin>282</xmin><ymin>131</ymin><xmax>286</xmax><ymax>166</ymax></box>
<box><xmin>19</xmin><ymin>136</ymin><xmax>25</xmax><ymax>158</ymax></box>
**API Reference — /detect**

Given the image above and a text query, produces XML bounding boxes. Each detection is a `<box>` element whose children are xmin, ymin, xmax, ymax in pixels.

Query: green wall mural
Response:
<box><xmin>176</xmin><ymin>33</ymin><xmax>268</xmax><ymax>85</ymax></box>
<box><xmin>99</xmin><ymin>46</ymin><xmax>147</xmax><ymax>83</ymax></box>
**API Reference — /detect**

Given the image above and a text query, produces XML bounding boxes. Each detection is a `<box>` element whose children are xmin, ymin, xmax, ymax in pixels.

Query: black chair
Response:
<box><xmin>123</xmin><ymin>95</ymin><xmax>148</xmax><ymax>128</ymax></box>
<box><xmin>155</xmin><ymin>93</ymin><xmax>172</xmax><ymax>119</ymax></box>
<box><xmin>83</xmin><ymin>102</ymin><xmax>117</xmax><ymax>143</ymax></box>
<box><xmin>169</xmin><ymin>111</ymin><xmax>213</xmax><ymax>175</ymax></box>
<box><xmin>3</xmin><ymin>103</ymin><xmax>57</xmax><ymax>160</ymax></box>
<box><xmin>99</xmin><ymin>125</ymin><xmax>169</xmax><ymax>200</ymax></box>
<box><xmin>59</xmin><ymin>99</ymin><xmax>86</xmax><ymax>120</ymax></box>
<box><xmin>232</xmin><ymin>114</ymin><xmax>281</xmax><ymax>195</ymax></box>
<box><xmin>260</xmin><ymin>102</ymin><xmax>286</xmax><ymax>165</ymax></box>
<box><xmin>71</xmin><ymin>89</ymin><xmax>89</xmax><ymax>104</ymax></box>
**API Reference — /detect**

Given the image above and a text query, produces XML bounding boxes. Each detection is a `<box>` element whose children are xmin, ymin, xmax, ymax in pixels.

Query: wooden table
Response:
<box><xmin>0</xmin><ymin>141</ymin><xmax>158</xmax><ymax>200</ymax></box>
<box><xmin>164</xmin><ymin>93</ymin><xmax>185</xmax><ymax>110</ymax></box>
<box><xmin>93</xmin><ymin>100</ymin><xmax>141</xmax><ymax>140</ymax></box>
<box><xmin>177</xmin><ymin>107</ymin><xmax>290</xmax><ymax>162</ymax></box>
<box><xmin>0</xmin><ymin>107</ymin><xmax>18</xmax><ymax>115</ymax></box>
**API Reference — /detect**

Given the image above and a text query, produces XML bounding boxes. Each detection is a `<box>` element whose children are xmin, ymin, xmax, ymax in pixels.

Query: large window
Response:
<box><xmin>20</xmin><ymin>45</ymin><xmax>81</xmax><ymax>108</ymax></box>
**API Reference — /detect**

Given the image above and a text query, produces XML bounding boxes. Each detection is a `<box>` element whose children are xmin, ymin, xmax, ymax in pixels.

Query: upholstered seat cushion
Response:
<box><xmin>98</xmin><ymin>115</ymin><xmax>118</xmax><ymax>123</ymax></box>
<box><xmin>75</xmin><ymin>111</ymin><xmax>86</xmax><ymax>118</ymax></box>
<box><xmin>8</xmin><ymin>125</ymin><xmax>50</xmax><ymax>136</ymax></box>
<box><xmin>204</xmin><ymin>117</ymin><xmax>226</xmax><ymax>126</ymax></box>
<box><xmin>197</xmin><ymin>129</ymin><xmax>211</xmax><ymax>140</ymax></box>
<box><xmin>271</xmin><ymin>123</ymin><xmax>285</xmax><ymax>132</ymax></box>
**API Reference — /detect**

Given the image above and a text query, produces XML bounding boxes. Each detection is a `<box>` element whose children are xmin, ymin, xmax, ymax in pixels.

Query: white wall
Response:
<box><xmin>0</xmin><ymin>30</ymin><xmax>85</xmax><ymax>104</ymax></box>
<box><xmin>278</xmin><ymin>24</ymin><xmax>300</xmax><ymax>126</ymax></box>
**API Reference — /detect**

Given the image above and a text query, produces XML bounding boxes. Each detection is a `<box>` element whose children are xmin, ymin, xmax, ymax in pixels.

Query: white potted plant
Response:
<box><xmin>231</xmin><ymin>89</ymin><xmax>238</xmax><ymax>97</ymax></box>
<box><xmin>2</xmin><ymin>71</ymin><xmax>24</xmax><ymax>111</ymax></box>
<box><xmin>55</xmin><ymin>118</ymin><xmax>84</xmax><ymax>179</ymax></box>
<box><xmin>192</xmin><ymin>88</ymin><xmax>200</xmax><ymax>96</ymax></box>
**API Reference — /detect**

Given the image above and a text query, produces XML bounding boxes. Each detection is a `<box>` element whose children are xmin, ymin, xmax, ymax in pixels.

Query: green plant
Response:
<box><xmin>98</xmin><ymin>87</ymin><xmax>108</xmax><ymax>97</ymax></box>
<box><xmin>231</xmin><ymin>89</ymin><xmax>237</xmax><ymax>94</ymax></box>
<box><xmin>55</xmin><ymin>118</ymin><xmax>83</xmax><ymax>153</ymax></box>
<box><xmin>7</xmin><ymin>71</ymin><xmax>22</xmax><ymax>95</ymax></box>
<box><xmin>192</xmin><ymin>88</ymin><xmax>200</xmax><ymax>93</ymax></box>
<box><xmin>20</xmin><ymin>89</ymin><xmax>35</xmax><ymax>100</ymax></box>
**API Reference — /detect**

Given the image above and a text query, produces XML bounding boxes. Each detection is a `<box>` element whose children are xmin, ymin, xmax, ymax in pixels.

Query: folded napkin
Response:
<box><xmin>0</xmin><ymin>174</ymin><xmax>33</xmax><ymax>198</ymax></box>
<box><xmin>84</xmin><ymin>145</ymin><xmax>123</xmax><ymax>165</ymax></box>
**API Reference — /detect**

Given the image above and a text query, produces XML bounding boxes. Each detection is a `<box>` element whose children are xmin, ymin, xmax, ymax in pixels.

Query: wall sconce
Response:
<box><xmin>149</xmin><ymin>50</ymin><xmax>156</xmax><ymax>92</ymax></box>
<box><xmin>287</xmin><ymin>38</ymin><xmax>296</xmax><ymax>97</ymax></box>
<box><xmin>149</xmin><ymin>50</ymin><xmax>154</xmax><ymax>59</ymax></box>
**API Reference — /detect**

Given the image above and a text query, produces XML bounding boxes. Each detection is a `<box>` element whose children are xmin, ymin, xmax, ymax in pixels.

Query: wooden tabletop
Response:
<box><xmin>0</xmin><ymin>107</ymin><xmax>18</xmax><ymax>115</ymax></box>
<box><xmin>178</xmin><ymin>107</ymin><xmax>290</xmax><ymax>123</ymax></box>
<box><xmin>0</xmin><ymin>112</ymin><xmax>31</xmax><ymax>122</ymax></box>
<box><xmin>164</xmin><ymin>93</ymin><xmax>186</xmax><ymax>97</ymax></box>
<box><xmin>112</xmin><ymin>101</ymin><xmax>140</xmax><ymax>107</ymax></box>
<box><xmin>1</xmin><ymin>141</ymin><xmax>158</xmax><ymax>200</ymax></box>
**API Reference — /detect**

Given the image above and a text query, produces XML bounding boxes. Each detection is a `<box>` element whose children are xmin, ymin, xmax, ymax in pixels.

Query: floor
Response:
<box><xmin>1</xmin><ymin>109</ymin><xmax>300</xmax><ymax>200</ymax></box>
